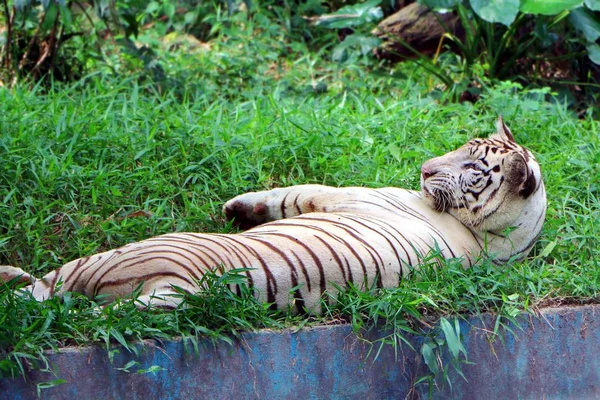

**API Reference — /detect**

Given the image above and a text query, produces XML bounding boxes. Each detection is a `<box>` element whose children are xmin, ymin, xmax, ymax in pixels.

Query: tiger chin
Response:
<box><xmin>0</xmin><ymin>117</ymin><xmax>546</xmax><ymax>314</ymax></box>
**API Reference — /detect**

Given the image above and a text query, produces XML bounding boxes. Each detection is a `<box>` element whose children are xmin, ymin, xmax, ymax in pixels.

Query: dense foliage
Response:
<box><xmin>410</xmin><ymin>0</ymin><xmax>600</xmax><ymax>109</ymax></box>
<box><xmin>2</xmin><ymin>0</ymin><xmax>599</xmax><ymax>106</ymax></box>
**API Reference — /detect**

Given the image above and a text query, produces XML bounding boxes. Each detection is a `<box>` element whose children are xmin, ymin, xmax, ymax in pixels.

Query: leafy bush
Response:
<box><xmin>310</xmin><ymin>0</ymin><xmax>384</xmax><ymax>64</ymax></box>
<box><xmin>0</xmin><ymin>0</ymin><xmax>86</xmax><ymax>82</ymax></box>
<box><xmin>409</xmin><ymin>0</ymin><xmax>600</xmax><ymax>106</ymax></box>
<box><xmin>0</xmin><ymin>0</ymin><xmax>341</xmax><ymax>85</ymax></box>
<box><xmin>423</xmin><ymin>0</ymin><xmax>600</xmax><ymax>70</ymax></box>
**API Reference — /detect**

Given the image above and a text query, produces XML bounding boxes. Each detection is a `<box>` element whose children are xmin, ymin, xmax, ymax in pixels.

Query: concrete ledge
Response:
<box><xmin>2</xmin><ymin>304</ymin><xmax>599</xmax><ymax>399</ymax></box>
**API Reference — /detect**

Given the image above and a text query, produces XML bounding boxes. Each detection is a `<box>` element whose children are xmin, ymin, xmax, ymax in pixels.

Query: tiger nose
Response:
<box><xmin>421</xmin><ymin>165</ymin><xmax>436</xmax><ymax>180</ymax></box>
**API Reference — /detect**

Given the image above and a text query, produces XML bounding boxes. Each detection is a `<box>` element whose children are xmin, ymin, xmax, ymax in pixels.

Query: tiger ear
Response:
<box><xmin>506</xmin><ymin>153</ymin><xmax>537</xmax><ymax>198</ymax></box>
<box><xmin>495</xmin><ymin>116</ymin><xmax>516</xmax><ymax>142</ymax></box>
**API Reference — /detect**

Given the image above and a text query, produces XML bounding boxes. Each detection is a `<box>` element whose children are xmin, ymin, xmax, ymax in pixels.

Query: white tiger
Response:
<box><xmin>0</xmin><ymin>117</ymin><xmax>546</xmax><ymax>313</ymax></box>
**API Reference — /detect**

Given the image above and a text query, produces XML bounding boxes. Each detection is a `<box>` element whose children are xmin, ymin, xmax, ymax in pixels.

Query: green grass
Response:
<box><xmin>0</xmin><ymin>15</ymin><xmax>599</xmax><ymax>384</ymax></box>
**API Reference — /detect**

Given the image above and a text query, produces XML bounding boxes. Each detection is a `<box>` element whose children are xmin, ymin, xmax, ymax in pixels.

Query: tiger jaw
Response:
<box><xmin>421</xmin><ymin>186</ymin><xmax>451</xmax><ymax>212</ymax></box>
<box><xmin>421</xmin><ymin>175</ymin><xmax>462</xmax><ymax>212</ymax></box>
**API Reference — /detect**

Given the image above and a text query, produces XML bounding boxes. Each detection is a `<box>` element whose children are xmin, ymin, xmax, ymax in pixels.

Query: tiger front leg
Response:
<box><xmin>223</xmin><ymin>184</ymin><xmax>344</xmax><ymax>230</ymax></box>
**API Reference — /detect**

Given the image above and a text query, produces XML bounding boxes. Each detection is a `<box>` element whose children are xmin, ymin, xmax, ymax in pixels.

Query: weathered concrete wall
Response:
<box><xmin>2</xmin><ymin>304</ymin><xmax>599</xmax><ymax>399</ymax></box>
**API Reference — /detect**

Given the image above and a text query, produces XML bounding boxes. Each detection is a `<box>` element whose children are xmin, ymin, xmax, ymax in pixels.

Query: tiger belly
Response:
<box><xmin>36</xmin><ymin>210</ymin><xmax>472</xmax><ymax>313</ymax></box>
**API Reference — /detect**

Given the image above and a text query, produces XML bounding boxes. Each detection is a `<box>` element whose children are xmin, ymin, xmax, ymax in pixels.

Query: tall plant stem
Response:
<box><xmin>1</xmin><ymin>0</ymin><xmax>13</xmax><ymax>70</ymax></box>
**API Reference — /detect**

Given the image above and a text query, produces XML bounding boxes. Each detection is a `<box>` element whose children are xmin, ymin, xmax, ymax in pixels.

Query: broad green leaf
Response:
<box><xmin>164</xmin><ymin>2</ymin><xmax>176</xmax><ymax>19</ymax></box>
<box><xmin>313</xmin><ymin>0</ymin><xmax>383</xmax><ymax>29</ymax></box>
<box><xmin>585</xmin><ymin>0</ymin><xmax>600</xmax><ymax>10</ymax></box>
<box><xmin>184</xmin><ymin>11</ymin><xmax>197</xmax><ymax>24</ymax></box>
<box><xmin>520</xmin><ymin>0</ymin><xmax>583</xmax><ymax>15</ymax></box>
<box><xmin>332</xmin><ymin>34</ymin><xmax>381</xmax><ymax>62</ymax></box>
<box><xmin>145</xmin><ymin>1</ymin><xmax>160</xmax><ymax>13</ymax></box>
<box><xmin>41</xmin><ymin>0</ymin><xmax>66</xmax><ymax>8</ymax></box>
<box><xmin>440</xmin><ymin>317</ymin><xmax>466</xmax><ymax>359</ymax></box>
<box><xmin>418</xmin><ymin>0</ymin><xmax>462</xmax><ymax>9</ymax></box>
<box><xmin>387</xmin><ymin>144</ymin><xmax>403</xmax><ymax>163</ymax></box>
<box><xmin>539</xmin><ymin>240</ymin><xmax>558</xmax><ymax>258</ymax></box>
<box><xmin>110</xmin><ymin>328</ymin><xmax>130</xmax><ymax>349</ymax></box>
<box><xmin>421</xmin><ymin>342</ymin><xmax>440</xmax><ymax>374</ymax></box>
<box><xmin>569</xmin><ymin>7</ymin><xmax>600</xmax><ymax>41</ymax></box>
<box><xmin>59</xmin><ymin>4</ymin><xmax>73</xmax><ymax>31</ymax></box>
<box><xmin>134</xmin><ymin>148</ymin><xmax>150</xmax><ymax>161</ymax></box>
<box><xmin>507</xmin><ymin>293</ymin><xmax>520</xmax><ymax>301</ymax></box>
<box><xmin>587</xmin><ymin>43</ymin><xmax>600</xmax><ymax>64</ymax></box>
<box><xmin>470</xmin><ymin>0</ymin><xmax>520</xmax><ymax>26</ymax></box>
<box><xmin>42</xmin><ymin>4</ymin><xmax>59</xmax><ymax>31</ymax></box>
<box><xmin>99</xmin><ymin>0</ymin><xmax>110</xmax><ymax>17</ymax></box>
<box><xmin>0</xmin><ymin>236</ymin><xmax>10</xmax><ymax>248</ymax></box>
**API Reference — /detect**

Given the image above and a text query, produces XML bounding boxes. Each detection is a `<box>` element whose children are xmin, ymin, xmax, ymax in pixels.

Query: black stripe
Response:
<box><xmin>358</xmin><ymin>196</ymin><xmax>459</xmax><ymax>260</ymax></box>
<box><xmin>376</xmin><ymin>190</ymin><xmax>473</xmax><ymax>259</ymax></box>
<box><xmin>241</xmin><ymin>236</ymin><xmax>303</xmax><ymax>309</ymax></box>
<box><xmin>344</xmin><ymin>212</ymin><xmax>414</xmax><ymax>267</ymax></box>
<box><xmin>78</xmin><ymin>254</ymin><xmax>126</xmax><ymax>295</ymax></box>
<box><xmin>372</xmin><ymin>191</ymin><xmax>451</xmax><ymax>240</ymax></box>
<box><xmin>136</xmin><ymin>244</ymin><xmax>216</xmax><ymax>270</ymax></box>
<box><xmin>66</xmin><ymin>250</ymin><xmax>125</xmax><ymax>293</ymax></box>
<box><xmin>341</xmin><ymin>254</ymin><xmax>354</xmax><ymax>285</ymax></box>
<box><xmin>324</xmin><ymin>215</ymin><xmax>389</xmax><ymax>287</ymax></box>
<box><xmin>255</xmin><ymin>232</ymin><xmax>327</xmax><ymax>299</ymax></box>
<box><xmin>313</xmin><ymin>236</ymin><xmax>348</xmax><ymax>282</ymax></box>
<box><xmin>95</xmin><ymin>271</ymin><xmax>192</xmax><ymax>293</ymax></box>
<box><xmin>151</xmin><ymin>236</ymin><xmax>238</xmax><ymax>269</ymax></box>
<box><xmin>63</xmin><ymin>255</ymin><xmax>94</xmax><ymax>292</ymax></box>
<box><xmin>474</xmin><ymin>197</ymin><xmax>507</xmax><ymax>227</ymax></box>
<box><xmin>290</xmin><ymin>249</ymin><xmax>312</xmax><ymax>292</ymax></box>
<box><xmin>465</xmin><ymin>176</ymin><xmax>493</xmax><ymax>201</ymax></box>
<box><xmin>253</xmin><ymin>221</ymin><xmax>369</xmax><ymax>283</ymax></box>
<box><xmin>108</xmin><ymin>254</ymin><xmax>201</xmax><ymax>279</ymax></box>
<box><xmin>293</xmin><ymin>193</ymin><xmax>302</xmax><ymax>215</ymax></box>
<box><xmin>208</xmin><ymin>234</ymin><xmax>256</xmax><ymax>288</ymax></box>
<box><xmin>344</xmin><ymin>199</ymin><xmax>399</xmax><ymax>214</ymax></box>
<box><xmin>183</xmin><ymin>234</ymin><xmax>249</xmax><ymax>268</ymax></box>
<box><xmin>223</xmin><ymin>236</ymin><xmax>278</xmax><ymax>304</ymax></box>
<box><xmin>516</xmin><ymin>229</ymin><xmax>543</xmax><ymax>256</ymax></box>
<box><xmin>281</xmin><ymin>191</ymin><xmax>290</xmax><ymax>219</ymax></box>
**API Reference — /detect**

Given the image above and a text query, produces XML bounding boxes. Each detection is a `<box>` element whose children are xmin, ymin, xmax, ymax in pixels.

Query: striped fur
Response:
<box><xmin>0</xmin><ymin>117</ymin><xmax>546</xmax><ymax>313</ymax></box>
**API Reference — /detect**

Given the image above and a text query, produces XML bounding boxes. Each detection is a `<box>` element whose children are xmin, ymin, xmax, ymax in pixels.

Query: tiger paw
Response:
<box><xmin>223</xmin><ymin>192</ymin><xmax>274</xmax><ymax>230</ymax></box>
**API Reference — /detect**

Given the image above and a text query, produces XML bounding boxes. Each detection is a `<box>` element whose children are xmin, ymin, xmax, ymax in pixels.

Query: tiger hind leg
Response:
<box><xmin>0</xmin><ymin>265</ymin><xmax>60</xmax><ymax>302</ymax></box>
<box><xmin>0</xmin><ymin>265</ymin><xmax>35</xmax><ymax>286</ymax></box>
<box><xmin>1</xmin><ymin>266</ymin><xmax>183</xmax><ymax>310</ymax></box>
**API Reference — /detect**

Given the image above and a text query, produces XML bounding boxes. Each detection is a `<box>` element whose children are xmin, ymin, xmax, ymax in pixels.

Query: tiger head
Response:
<box><xmin>420</xmin><ymin>117</ymin><xmax>545</xmax><ymax>234</ymax></box>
